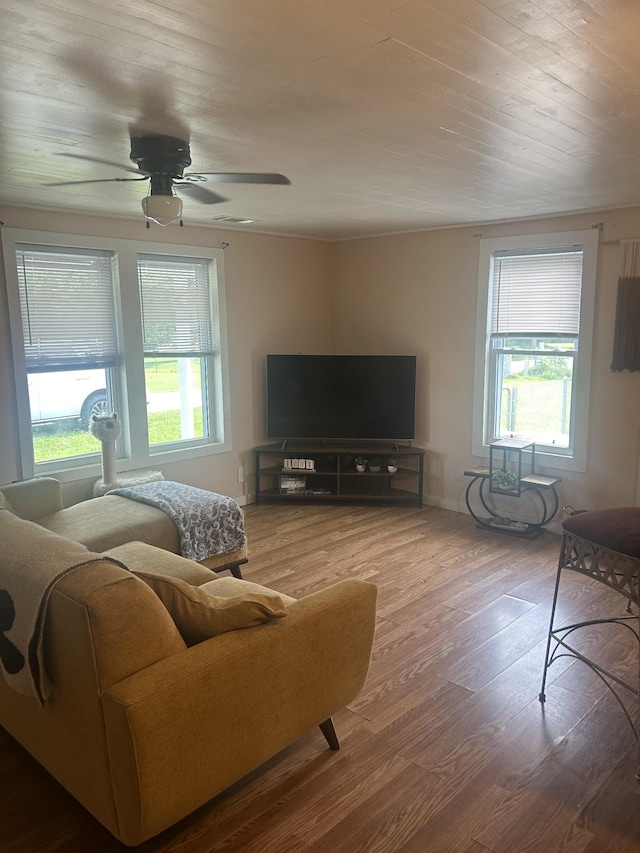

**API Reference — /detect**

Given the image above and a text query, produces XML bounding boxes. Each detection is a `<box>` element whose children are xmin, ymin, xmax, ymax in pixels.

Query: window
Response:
<box><xmin>3</xmin><ymin>230</ymin><xmax>229</xmax><ymax>479</ymax></box>
<box><xmin>473</xmin><ymin>230</ymin><xmax>598</xmax><ymax>471</ymax></box>
<box><xmin>138</xmin><ymin>255</ymin><xmax>222</xmax><ymax>448</ymax></box>
<box><xmin>14</xmin><ymin>245</ymin><xmax>118</xmax><ymax>466</ymax></box>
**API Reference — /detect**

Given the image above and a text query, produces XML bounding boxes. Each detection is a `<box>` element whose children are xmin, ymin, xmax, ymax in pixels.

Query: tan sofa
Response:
<box><xmin>0</xmin><ymin>476</ymin><xmax>248</xmax><ymax>575</ymax></box>
<box><xmin>0</xmin><ymin>507</ymin><xmax>377</xmax><ymax>846</ymax></box>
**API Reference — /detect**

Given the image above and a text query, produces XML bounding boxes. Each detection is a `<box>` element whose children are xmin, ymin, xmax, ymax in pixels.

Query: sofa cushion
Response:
<box><xmin>105</xmin><ymin>541</ymin><xmax>217</xmax><ymax>585</ymax></box>
<box><xmin>0</xmin><ymin>490</ymin><xmax>16</xmax><ymax>514</ymax></box>
<box><xmin>0</xmin><ymin>477</ymin><xmax>64</xmax><ymax>520</ymax></box>
<box><xmin>133</xmin><ymin>570</ymin><xmax>288</xmax><ymax>644</ymax></box>
<box><xmin>36</xmin><ymin>494</ymin><xmax>179</xmax><ymax>554</ymax></box>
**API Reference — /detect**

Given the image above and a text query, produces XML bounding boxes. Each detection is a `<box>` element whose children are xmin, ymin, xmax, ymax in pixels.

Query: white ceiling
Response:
<box><xmin>2</xmin><ymin>0</ymin><xmax>640</xmax><ymax>240</ymax></box>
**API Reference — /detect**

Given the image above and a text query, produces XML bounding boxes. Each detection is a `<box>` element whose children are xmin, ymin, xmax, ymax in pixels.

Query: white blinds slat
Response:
<box><xmin>490</xmin><ymin>249</ymin><xmax>583</xmax><ymax>336</ymax></box>
<box><xmin>138</xmin><ymin>255</ymin><xmax>218</xmax><ymax>356</ymax></box>
<box><xmin>16</xmin><ymin>246</ymin><xmax>117</xmax><ymax>371</ymax></box>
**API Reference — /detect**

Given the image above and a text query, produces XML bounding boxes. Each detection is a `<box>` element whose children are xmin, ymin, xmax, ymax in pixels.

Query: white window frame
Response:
<box><xmin>472</xmin><ymin>229</ymin><xmax>598</xmax><ymax>473</ymax></box>
<box><xmin>2</xmin><ymin>228</ymin><xmax>231</xmax><ymax>482</ymax></box>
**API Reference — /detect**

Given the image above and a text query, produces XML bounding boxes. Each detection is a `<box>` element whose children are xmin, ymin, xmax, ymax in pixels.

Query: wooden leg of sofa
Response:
<box><xmin>199</xmin><ymin>556</ymin><xmax>247</xmax><ymax>578</ymax></box>
<box><xmin>319</xmin><ymin>717</ymin><xmax>340</xmax><ymax>751</ymax></box>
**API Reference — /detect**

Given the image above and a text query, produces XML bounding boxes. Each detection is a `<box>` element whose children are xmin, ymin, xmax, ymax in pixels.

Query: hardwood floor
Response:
<box><xmin>2</xmin><ymin>503</ymin><xmax>639</xmax><ymax>852</ymax></box>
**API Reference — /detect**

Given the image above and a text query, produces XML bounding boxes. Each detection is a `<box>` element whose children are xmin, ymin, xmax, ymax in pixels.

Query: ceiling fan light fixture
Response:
<box><xmin>141</xmin><ymin>193</ymin><xmax>183</xmax><ymax>226</ymax></box>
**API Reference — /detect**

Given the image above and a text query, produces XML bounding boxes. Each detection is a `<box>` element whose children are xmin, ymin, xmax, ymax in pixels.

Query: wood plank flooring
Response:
<box><xmin>1</xmin><ymin>503</ymin><xmax>639</xmax><ymax>852</ymax></box>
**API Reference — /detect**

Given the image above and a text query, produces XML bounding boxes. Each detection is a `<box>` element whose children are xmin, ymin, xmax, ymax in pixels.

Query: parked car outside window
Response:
<box><xmin>27</xmin><ymin>369</ymin><xmax>109</xmax><ymax>427</ymax></box>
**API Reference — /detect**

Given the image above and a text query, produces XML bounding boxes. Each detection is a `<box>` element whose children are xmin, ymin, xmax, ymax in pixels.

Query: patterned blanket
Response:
<box><xmin>107</xmin><ymin>481</ymin><xmax>247</xmax><ymax>562</ymax></box>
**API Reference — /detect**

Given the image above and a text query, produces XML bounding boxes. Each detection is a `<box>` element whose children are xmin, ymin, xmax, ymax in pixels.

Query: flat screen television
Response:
<box><xmin>265</xmin><ymin>354</ymin><xmax>417</xmax><ymax>441</ymax></box>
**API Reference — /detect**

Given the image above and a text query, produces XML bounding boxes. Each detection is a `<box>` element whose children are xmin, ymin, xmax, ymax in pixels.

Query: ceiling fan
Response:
<box><xmin>47</xmin><ymin>134</ymin><xmax>291</xmax><ymax>227</ymax></box>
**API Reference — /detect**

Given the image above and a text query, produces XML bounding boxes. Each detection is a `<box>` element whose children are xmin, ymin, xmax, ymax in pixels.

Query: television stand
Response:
<box><xmin>254</xmin><ymin>443</ymin><xmax>424</xmax><ymax>506</ymax></box>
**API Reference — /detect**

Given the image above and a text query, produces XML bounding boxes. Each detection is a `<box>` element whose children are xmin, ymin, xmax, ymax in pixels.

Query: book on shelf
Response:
<box><xmin>279</xmin><ymin>475</ymin><xmax>307</xmax><ymax>494</ymax></box>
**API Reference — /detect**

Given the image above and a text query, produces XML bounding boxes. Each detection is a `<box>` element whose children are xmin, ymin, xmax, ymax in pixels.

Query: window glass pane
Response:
<box><xmin>145</xmin><ymin>357</ymin><xmax>208</xmax><ymax>445</ymax></box>
<box><xmin>496</xmin><ymin>348</ymin><xmax>574</xmax><ymax>448</ymax></box>
<box><xmin>29</xmin><ymin>368</ymin><xmax>111</xmax><ymax>463</ymax></box>
<box><xmin>496</xmin><ymin>336</ymin><xmax>577</xmax><ymax>352</ymax></box>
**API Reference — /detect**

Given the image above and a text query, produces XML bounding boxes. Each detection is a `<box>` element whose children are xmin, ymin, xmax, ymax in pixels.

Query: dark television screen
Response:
<box><xmin>265</xmin><ymin>354</ymin><xmax>417</xmax><ymax>440</ymax></box>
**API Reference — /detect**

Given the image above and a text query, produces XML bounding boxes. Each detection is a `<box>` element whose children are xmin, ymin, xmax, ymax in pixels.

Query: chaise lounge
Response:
<box><xmin>0</xmin><ymin>476</ymin><xmax>249</xmax><ymax>576</ymax></box>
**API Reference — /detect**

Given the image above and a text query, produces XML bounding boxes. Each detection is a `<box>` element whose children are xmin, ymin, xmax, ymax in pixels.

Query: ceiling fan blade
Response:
<box><xmin>184</xmin><ymin>172</ymin><xmax>291</xmax><ymax>185</ymax></box>
<box><xmin>174</xmin><ymin>182</ymin><xmax>228</xmax><ymax>204</ymax></box>
<box><xmin>43</xmin><ymin>176</ymin><xmax>149</xmax><ymax>187</ymax></box>
<box><xmin>58</xmin><ymin>151</ymin><xmax>141</xmax><ymax>175</ymax></box>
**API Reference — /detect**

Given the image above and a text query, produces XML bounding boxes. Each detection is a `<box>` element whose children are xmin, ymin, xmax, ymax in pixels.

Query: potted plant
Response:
<box><xmin>368</xmin><ymin>457</ymin><xmax>382</xmax><ymax>473</ymax></box>
<box><xmin>387</xmin><ymin>457</ymin><xmax>398</xmax><ymax>473</ymax></box>
<box><xmin>355</xmin><ymin>456</ymin><xmax>368</xmax><ymax>472</ymax></box>
<box><xmin>491</xmin><ymin>469</ymin><xmax>519</xmax><ymax>492</ymax></box>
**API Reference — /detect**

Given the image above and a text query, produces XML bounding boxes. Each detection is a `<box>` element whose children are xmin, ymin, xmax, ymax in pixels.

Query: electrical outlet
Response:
<box><xmin>237</xmin><ymin>466</ymin><xmax>245</xmax><ymax>483</ymax></box>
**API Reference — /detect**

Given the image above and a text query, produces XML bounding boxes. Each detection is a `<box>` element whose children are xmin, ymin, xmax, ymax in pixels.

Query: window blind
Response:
<box><xmin>138</xmin><ymin>255</ymin><xmax>218</xmax><ymax>357</ymax></box>
<box><xmin>490</xmin><ymin>247</ymin><xmax>583</xmax><ymax>337</ymax></box>
<box><xmin>16</xmin><ymin>245</ymin><xmax>118</xmax><ymax>372</ymax></box>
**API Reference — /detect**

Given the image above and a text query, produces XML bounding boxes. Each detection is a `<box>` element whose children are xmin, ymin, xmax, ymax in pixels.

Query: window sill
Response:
<box><xmin>471</xmin><ymin>443</ymin><xmax>586</xmax><ymax>474</ymax></box>
<box><xmin>36</xmin><ymin>440</ymin><xmax>231</xmax><ymax>484</ymax></box>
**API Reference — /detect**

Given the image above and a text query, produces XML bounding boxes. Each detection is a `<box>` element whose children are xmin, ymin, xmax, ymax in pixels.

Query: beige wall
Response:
<box><xmin>2</xmin><ymin>203</ymin><xmax>640</xmax><ymax>519</ymax></box>
<box><xmin>0</xmin><ymin>206</ymin><xmax>332</xmax><ymax>504</ymax></box>
<box><xmin>331</xmin><ymin>208</ymin><xmax>640</xmax><ymax>519</ymax></box>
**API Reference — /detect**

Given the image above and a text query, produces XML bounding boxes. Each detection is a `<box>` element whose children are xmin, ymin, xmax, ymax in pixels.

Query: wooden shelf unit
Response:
<box><xmin>254</xmin><ymin>444</ymin><xmax>424</xmax><ymax>506</ymax></box>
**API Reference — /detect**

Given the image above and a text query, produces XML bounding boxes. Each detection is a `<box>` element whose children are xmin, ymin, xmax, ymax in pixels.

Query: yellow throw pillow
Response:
<box><xmin>133</xmin><ymin>570</ymin><xmax>288</xmax><ymax>644</ymax></box>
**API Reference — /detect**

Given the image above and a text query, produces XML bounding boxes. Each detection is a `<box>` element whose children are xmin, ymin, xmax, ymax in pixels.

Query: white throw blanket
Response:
<box><xmin>107</xmin><ymin>481</ymin><xmax>247</xmax><ymax>562</ymax></box>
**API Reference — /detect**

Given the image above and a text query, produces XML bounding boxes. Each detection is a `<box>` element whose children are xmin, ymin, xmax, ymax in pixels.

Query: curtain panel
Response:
<box><xmin>611</xmin><ymin>239</ymin><xmax>640</xmax><ymax>372</ymax></box>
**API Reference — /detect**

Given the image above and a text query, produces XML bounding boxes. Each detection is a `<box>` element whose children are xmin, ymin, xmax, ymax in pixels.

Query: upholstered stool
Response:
<box><xmin>539</xmin><ymin>507</ymin><xmax>640</xmax><ymax>780</ymax></box>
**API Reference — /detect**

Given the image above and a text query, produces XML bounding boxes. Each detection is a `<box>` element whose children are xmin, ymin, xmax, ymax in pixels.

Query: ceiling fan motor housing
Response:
<box><xmin>130</xmin><ymin>135</ymin><xmax>192</xmax><ymax>193</ymax></box>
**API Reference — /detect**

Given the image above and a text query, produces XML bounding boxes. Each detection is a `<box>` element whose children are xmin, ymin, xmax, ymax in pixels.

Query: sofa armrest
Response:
<box><xmin>0</xmin><ymin>477</ymin><xmax>64</xmax><ymax>520</ymax></box>
<box><xmin>100</xmin><ymin>578</ymin><xmax>377</xmax><ymax>845</ymax></box>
